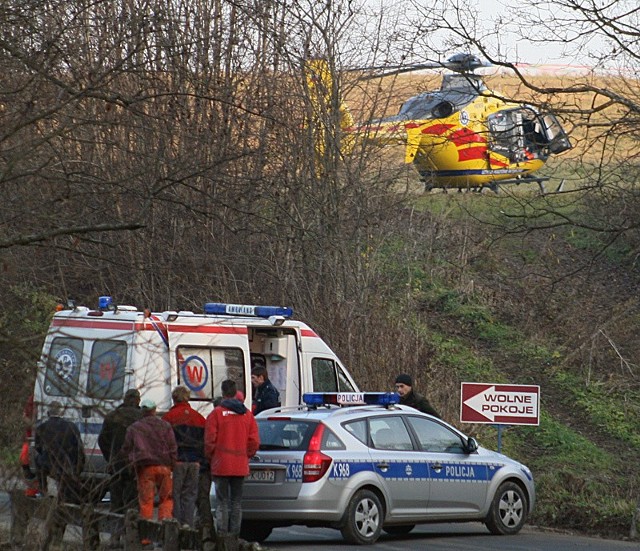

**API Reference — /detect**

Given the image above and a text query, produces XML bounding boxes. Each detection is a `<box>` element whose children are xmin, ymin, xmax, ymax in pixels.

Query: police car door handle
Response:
<box><xmin>376</xmin><ymin>462</ymin><xmax>390</xmax><ymax>472</ymax></box>
<box><xmin>430</xmin><ymin>463</ymin><xmax>443</xmax><ymax>473</ymax></box>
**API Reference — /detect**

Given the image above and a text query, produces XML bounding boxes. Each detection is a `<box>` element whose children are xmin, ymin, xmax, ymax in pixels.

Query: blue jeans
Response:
<box><xmin>213</xmin><ymin>476</ymin><xmax>245</xmax><ymax>535</ymax></box>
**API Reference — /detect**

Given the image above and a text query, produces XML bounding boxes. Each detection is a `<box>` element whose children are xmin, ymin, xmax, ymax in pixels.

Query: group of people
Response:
<box><xmin>98</xmin><ymin>381</ymin><xmax>260</xmax><ymax>548</ymax></box>
<box><xmin>29</xmin><ymin>365</ymin><xmax>438</xmax><ymax>548</ymax></box>
<box><xmin>32</xmin><ymin>374</ymin><xmax>270</xmax><ymax>549</ymax></box>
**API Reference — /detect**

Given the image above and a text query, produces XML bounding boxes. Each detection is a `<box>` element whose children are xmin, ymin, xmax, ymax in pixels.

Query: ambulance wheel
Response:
<box><xmin>485</xmin><ymin>481</ymin><xmax>528</xmax><ymax>535</ymax></box>
<box><xmin>340</xmin><ymin>489</ymin><xmax>383</xmax><ymax>545</ymax></box>
<box><xmin>239</xmin><ymin>521</ymin><xmax>272</xmax><ymax>542</ymax></box>
<box><xmin>383</xmin><ymin>524</ymin><xmax>415</xmax><ymax>535</ymax></box>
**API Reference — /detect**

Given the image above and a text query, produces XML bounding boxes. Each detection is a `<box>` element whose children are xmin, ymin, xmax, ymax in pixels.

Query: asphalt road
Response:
<box><xmin>262</xmin><ymin>524</ymin><xmax>640</xmax><ymax>551</ymax></box>
<box><xmin>1</xmin><ymin>490</ymin><xmax>638</xmax><ymax>550</ymax></box>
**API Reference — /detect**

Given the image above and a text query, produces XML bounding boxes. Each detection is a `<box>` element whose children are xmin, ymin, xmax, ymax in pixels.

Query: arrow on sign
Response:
<box><xmin>463</xmin><ymin>385</ymin><xmax>538</xmax><ymax>422</ymax></box>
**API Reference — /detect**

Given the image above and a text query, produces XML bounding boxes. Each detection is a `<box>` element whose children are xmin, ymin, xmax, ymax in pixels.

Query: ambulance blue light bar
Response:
<box><xmin>99</xmin><ymin>296</ymin><xmax>113</xmax><ymax>310</ymax></box>
<box><xmin>204</xmin><ymin>302</ymin><xmax>293</xmax><ymax>318</ymax></box>
<box><xmin>303</xmin><ymin>392</ymin><xmax>400</xmax><ymax>407</ymax></box>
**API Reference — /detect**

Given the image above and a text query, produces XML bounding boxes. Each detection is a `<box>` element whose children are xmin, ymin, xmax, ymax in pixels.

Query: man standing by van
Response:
<box><xmin>162</xmin><ymin>386</ymin><xmax>206</xmax><ymax>528</ymax></box>
<box><xmin>205</xmin><ymin>379</ymin><xmax>259</xmax><ymax>541</ymax></box>
<box><xmin>34</xmin><ymin>401</ymin><xmax>86</xmax><ymax>546</ymax></box>
<box><xmin>98</xmin><ymin>389</ymin><xmax>142</xmax><ymax>516</ymax></box>
<box><xmin>251</xmin><ymin>366</ymin><xmax>280</xmax><ymax>414</ymax></box>
<box><xmin>121</xmin><ymin>399</ymin><xmax>178</xmax><ymax>529</ymax></box>
<box><xmin>34</xmin><ymin>401</ymin><xmax>85</xmax><ymax>502</ymax></box>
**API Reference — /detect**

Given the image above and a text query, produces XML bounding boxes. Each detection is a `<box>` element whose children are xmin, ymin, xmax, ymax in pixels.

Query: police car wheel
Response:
<box><xmin>485</xmin><ymin>481</ymin><xmax>528</xmax><ymax>535</ymax></box>
<box><xmin>383</xmin><ymin>524</ymin><xmax>415</xmax><ymax>535</ymax></box>
<box><xmin>239</xmin><ymin>520</ymin><xmax>273</xmax><ymax>542</ymax></box>
<box><xmin>340</xmin><ymin>489</ymin><xmax>383</xmax><ymax>545</ymax></box>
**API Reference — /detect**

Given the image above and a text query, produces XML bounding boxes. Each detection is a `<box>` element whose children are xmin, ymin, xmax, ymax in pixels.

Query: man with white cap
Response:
<box><xmin>121</xmin><ymin>397</ymin><xmax>178</xmax><ymax>544</ymax></box>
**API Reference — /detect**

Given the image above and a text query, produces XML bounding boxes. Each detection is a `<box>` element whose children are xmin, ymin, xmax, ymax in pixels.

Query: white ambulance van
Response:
<box><xmin>31</xmin><ymin>296</ymin><xmax>359</xmax><ymax>479</ymax></box>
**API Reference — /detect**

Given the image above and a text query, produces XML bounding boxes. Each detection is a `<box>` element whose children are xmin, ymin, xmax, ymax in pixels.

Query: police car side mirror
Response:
<box><xmin>464</xmin><ymin>437</ymin><xmax>478</xmax><ymax>454</ymax></box>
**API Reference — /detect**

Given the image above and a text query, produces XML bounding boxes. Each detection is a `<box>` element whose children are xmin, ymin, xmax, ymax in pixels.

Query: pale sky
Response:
<box><xmin>471</xmin><ymin>0</ymin><xmax>610</xmax><ymax>67</ymax></box>
<box><xmin>361</xmin><ymin>0</ymin><xmax>611</xmax><ymax>69</ymax></box>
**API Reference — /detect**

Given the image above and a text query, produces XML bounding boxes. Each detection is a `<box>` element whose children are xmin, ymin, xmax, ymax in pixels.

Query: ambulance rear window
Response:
<box><xmin>87</xmin><ymin>340</ymin><xmax>127</xmax><ymax>400</ymax></box>
<box><xmin>44</xmin><ymin>337</ymin><xmax>82</xmax><ymax>397</ymax></box>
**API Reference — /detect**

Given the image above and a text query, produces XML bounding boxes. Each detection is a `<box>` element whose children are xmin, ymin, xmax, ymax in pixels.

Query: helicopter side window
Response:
<box><xmin>488</xmin><ymin>110</ymin><xmax>524</xmax><ymax>162</ymax></box>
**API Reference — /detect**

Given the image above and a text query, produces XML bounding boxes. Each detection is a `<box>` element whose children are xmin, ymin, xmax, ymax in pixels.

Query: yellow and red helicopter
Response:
<box><xmin>307</xmin><ymin>54</ymin><xmax>572</xmax><ymax>192</ymax></box>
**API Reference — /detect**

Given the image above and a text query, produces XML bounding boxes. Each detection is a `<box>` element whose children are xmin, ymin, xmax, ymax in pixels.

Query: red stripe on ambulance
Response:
<box><xmin>52</xmin><ymin>319</ymin><xmax>134</xmax><ymax>331</ymax></box>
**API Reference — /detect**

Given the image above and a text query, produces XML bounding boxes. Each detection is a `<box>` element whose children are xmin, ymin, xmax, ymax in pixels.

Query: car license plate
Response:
<box><xmin>249</xmin><ymin>469</ymin><xmax>275</xmax><ymax>482</ymax></box>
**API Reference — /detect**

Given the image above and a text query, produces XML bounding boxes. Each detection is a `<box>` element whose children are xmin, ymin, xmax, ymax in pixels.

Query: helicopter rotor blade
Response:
<box><xmin>344</xmin><ymin>62</ymin><xmax>447</xmax><ymax>81</ymax></box>
<box><xmin>343</xmin><ymin>54</ymin><xmax>493</xmax><ymax>81</ymax></box>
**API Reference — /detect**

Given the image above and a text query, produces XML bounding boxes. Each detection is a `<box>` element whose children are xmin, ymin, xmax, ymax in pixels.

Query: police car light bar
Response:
<box><xmin>303</xmin><ymin>392</ymin><xmax>400</xmax><ymax>407</ymax></box>
<box><xmin>204</xmin><ymin>302</ymin><xmax>293</xmax><ymax>319</ymax></box>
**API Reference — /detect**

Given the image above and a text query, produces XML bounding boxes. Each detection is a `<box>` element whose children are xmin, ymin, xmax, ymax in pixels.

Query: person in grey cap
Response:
<box><xmin>394</xmin><ymin>373</ymin><xmax>440</xmax><ymax>418</ymax></box>
<box><xmin>98</xmin><ymin>388</ymin><xmax>143</xmax><ymax>542</ymax></box>
<box><xmin>34</xmin><ymin>401</ymin><xmax>85</xmax><ymax>545</ymax></box>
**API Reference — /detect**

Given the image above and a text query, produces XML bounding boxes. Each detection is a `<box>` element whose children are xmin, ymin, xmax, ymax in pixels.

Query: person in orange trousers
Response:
<box><xmin>121</xmin><ymin>398</ymin><xmax>178</xmax><ymax>545</ymax></box>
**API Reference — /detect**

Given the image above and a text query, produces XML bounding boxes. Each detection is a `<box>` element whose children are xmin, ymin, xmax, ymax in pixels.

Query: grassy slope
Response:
<box><xmin>402</xmin><ymin>190</ymin><xmax>640</xmax><ymax>539</ymax></box>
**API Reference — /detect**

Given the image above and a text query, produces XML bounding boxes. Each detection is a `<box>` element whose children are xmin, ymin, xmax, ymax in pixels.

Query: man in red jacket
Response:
<box><xmin>204</xmin><ymin>379</ymin><xmax>259</xmax><ymax>538</ymax></box>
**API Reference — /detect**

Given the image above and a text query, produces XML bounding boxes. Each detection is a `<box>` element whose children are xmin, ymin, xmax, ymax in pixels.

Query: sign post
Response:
<box><xmin>460</xmin><ymin>382</ymin><xmax>540</xmax><ymax>452</ymax></box>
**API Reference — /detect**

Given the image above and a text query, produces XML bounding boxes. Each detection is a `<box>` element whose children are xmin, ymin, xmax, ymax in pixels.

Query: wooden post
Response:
<box><xmin>9</xmin><ymin>491</ymin><xmax>53</xmax><ymax>549</ymax></box>
<box><xmin>123</xmin><ymin>509</ymin><xmax>142</xmax><ymax>551</ymax></box>
<box><xmin>162</xmin><ymin>518</ymin><xmax>180</xmax><ymax>551</ymax></box>
<box><xmin>9</xmin><ymin>490</ymin><xmax>30</xmax><ymax>547</ymax></box>
<box><xmin>40</xmin><ymin>493</ymin><xmax>64</xmax><ymax>551</ymax></box>
<box><xmin>631</xmin><ymin>498</ymin><xmax>640</xmax><ymax>539</ymax></box>
<box><xmin>216</xmin><ymin>533</ymin><xmax>239</xmax><ymax>551</ymax></box>
<box><xmin>81</xmin><ymin>503</ymin><xmax>100</xmax><ymax>550</ymax></box>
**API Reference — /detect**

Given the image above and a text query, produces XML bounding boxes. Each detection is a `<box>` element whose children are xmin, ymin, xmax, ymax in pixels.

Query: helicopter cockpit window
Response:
<box><xmin>540</xmin><ymin>114</ymin><xmax>572</xmax><ymax>154</ymax></box>
<box><xmin>397</xmin><ymin>91</ymin><xmax>475</xmax><ymax>120</ymax></box>
<box><xmin>432</xmin><ymin>101</ymin><xmax>454</xmax><ymax>118</ymax></box>
<box><xmin>398</xmin><ymin>94</ymin><xmax>442</xmax><ymax>119</ymax></box>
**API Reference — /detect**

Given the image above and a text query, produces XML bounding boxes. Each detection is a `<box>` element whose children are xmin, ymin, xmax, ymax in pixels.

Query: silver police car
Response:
<box><xmin>239</xmin><ymin>392</ymin><xmax>535</xmax><ymax>545</ymax></box>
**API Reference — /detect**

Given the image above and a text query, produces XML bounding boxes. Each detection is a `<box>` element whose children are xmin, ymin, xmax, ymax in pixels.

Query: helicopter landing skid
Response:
<box><xmin>485</xmin><ymin>176</ymin><xmax>565</xmax><ymax>194</ymax></box>
<box><xmin>423</xmin><ymin>176</ymin><xmax>565</xmax><ymax>194</ymax></box>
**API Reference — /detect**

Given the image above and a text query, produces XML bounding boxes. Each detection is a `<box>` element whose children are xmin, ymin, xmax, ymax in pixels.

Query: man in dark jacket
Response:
<box><xmin>394</xmin><ymin>373</ymin><xmax>441</xmax><ymax>418</ymax></box>
<box><xmin>35</xmin><ymin>401</ymin><xmax>85</xmax><ymax>501</ymax></box>
<box><xmin>162</xmin><ymin>386</ymin><xmax>206</xmax><ymax>528</ymax></box>
<box><xmin>98</xmin><ymin>388</ymin><xmax>142</xmax><ymax>516</ymax></box>
<box><xmin>251</xmin><ymin>366</ymin><xmax>280</xmax><ymax>414</ymax></box>
<box><xmin>98</xmin><ymin>388</ymin><xmax>142</xmax><ymax>546</ymax></box>
<box><xmin>35</xmin><ymin>401</ymin><xmax>86</xmax><ymax>545</ymax></box>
